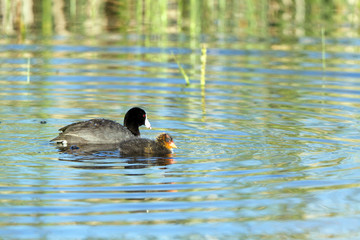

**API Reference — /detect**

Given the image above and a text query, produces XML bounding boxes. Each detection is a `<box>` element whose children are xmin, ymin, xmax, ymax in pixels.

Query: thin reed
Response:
<box><xmin>27</xmin><ymin>57</ymin><xmax>31</xmax><ymax>83</ymax></box>
<box><xmin>200</xmin><ymin>44</ymin><xmax>207</xmax><ymax>86</ymax></box>
<box><xmin>172</xmin><ymin>52</ymin><xmax>190</xmax><ymax>85</ymax></box>
<box><xmin>321</xmin><ymin>27</ymin><xmax>326</xmax><ymax>70</ymax></box>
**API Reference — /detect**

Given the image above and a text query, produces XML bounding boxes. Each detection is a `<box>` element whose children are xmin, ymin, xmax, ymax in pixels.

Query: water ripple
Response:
<box><xmin>1</xmin><ymin>36</ymin><xmax>360</xmax><ymax>239</ymax></box>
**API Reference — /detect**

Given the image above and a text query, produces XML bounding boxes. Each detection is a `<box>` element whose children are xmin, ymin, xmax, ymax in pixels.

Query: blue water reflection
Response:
<box><xmin>1</xmin><ymin>34</ymin><xmax>360</xmax><ymax>239</ymax></box>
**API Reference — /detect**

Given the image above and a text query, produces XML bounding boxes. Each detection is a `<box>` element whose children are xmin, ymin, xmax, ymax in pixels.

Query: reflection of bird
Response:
<box><xmin>55</xmin><ymin>143</ymin><xmax>119</xmax><ymax>155</ymax></box>
<box><xmin>50</xmin><ymin>107</ymin><xmax>151</xmax><ymax>146</ymax></box>
<box><xmin>119</xmin><ymin>133</ymin><xmax>177</xmax><ymax>156</ymax></box>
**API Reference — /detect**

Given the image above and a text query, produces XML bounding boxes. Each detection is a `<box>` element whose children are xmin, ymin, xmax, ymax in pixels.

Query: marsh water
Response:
<box><xmin>2</xmin><ymin>1</ymin><xmax>360</xmax><ymax>239</ymax></box>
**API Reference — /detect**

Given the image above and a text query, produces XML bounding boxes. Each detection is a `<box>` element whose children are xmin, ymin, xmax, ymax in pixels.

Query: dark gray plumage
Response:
<box><xmin>118</xmin><ymin>133</ymin><xmax>177</xmax><ymax>156</ymax></box>
<box><xmin>50</xmin><ymin>107</ymin><xmax>151</xmax><ymax>145</ymax></box>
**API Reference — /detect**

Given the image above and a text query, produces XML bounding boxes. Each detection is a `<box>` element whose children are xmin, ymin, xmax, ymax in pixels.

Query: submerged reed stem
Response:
<box><xmin>200</xmin><ymin>44</ymin><xmax>207</xmax><ymax>86</ymax></box>
<box><xmin>171</xmin><ymin>52</ymin><xmax>190</xmax><ymax>85</ymax></box>
<box><xmin>321</xmin><ymin>27</ymin><xmax>326</xmax><ymax>70</ymax></box>
<box><xmin>27</xmin><ymin>57</ymin><xmax>31</xmax><ymax>83</ymax></box>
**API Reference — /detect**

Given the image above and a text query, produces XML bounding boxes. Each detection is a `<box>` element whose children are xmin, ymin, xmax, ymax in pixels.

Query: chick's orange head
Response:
<box><xmin>157</xmin><ymin>133</ymin><xmax>177</xmax><ymax>149</ymax></box>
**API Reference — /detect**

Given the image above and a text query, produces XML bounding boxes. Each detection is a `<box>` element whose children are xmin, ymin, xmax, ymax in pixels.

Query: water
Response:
<box><xmin>3</xmin><ymin>37</ymin><xmax>360</xmax><ymax>239</ymax></box>
<box><xmin>2</xmin><ymin>1</ymin><xmax>360</xmax><ymax>239</ymax></box>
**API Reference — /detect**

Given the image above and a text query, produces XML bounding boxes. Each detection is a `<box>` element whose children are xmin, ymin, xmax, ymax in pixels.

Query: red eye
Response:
<box><xmin>143</xmin><ymin>114</ymin><xmax>146</xmax><ymax>118</ymax></box>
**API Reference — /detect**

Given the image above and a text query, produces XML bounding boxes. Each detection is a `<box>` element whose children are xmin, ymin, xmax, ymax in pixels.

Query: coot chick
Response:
<box><xmin>51</xmin><ymin>107</ymin><xmax>151</xmax><ymax>146</ymax></box>
<box><xmin>119</xmin><ymin>133</ymin><xmax>177</xmax><ymax>156</ymax></box>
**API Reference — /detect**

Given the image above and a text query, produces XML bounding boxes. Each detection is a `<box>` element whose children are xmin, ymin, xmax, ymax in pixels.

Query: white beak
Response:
<box><xmin>144</xmin><ymin>116</ymin><xmax>151</xmax><ymax>129</ymax></box>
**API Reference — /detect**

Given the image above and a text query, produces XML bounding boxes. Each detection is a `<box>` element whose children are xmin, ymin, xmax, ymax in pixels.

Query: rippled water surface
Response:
<box><xmin>2</xmin><ymin>3</ymin><xmax>360</xmax><ymax>239</ymax></box>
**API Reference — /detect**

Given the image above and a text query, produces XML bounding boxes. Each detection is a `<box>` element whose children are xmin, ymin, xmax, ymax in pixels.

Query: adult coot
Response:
<box><xmin>51</xmin><ymin>107</ymin><xmax>151</xmax><ymax>146</ymax></box>
<box><xmin>119</xmin><ymin>133</ymin><xmax>177</xmax><ymax>156</ymax></box>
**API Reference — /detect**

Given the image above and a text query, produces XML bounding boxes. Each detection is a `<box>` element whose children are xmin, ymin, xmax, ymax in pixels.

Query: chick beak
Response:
<box><xmin>169</xmin><ymin>141</ymin><xmax>177</xmax><ymax>149</ymax></box>
<box><xmin>144</xmin><ymin>116</ymin><xmax>151</xmax><ymax>129</ymax></box>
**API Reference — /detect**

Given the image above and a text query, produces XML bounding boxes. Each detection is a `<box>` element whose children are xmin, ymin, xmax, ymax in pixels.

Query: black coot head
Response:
<box><xmin>124</xmin><ymin>107</ymin><xmax>151</xmax><ymax>135</ymax></box>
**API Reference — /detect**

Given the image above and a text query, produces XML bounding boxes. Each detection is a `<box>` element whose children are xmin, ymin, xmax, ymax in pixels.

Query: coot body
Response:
<box><xmin>119</xmin><ymin>133</ymin><xmax>177</xmax><ymax>156</ymax></box>
<box><xmin>51</xmin><ymin>107</ymin><xmax>151</xmax><ymax>146</ymax></box>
